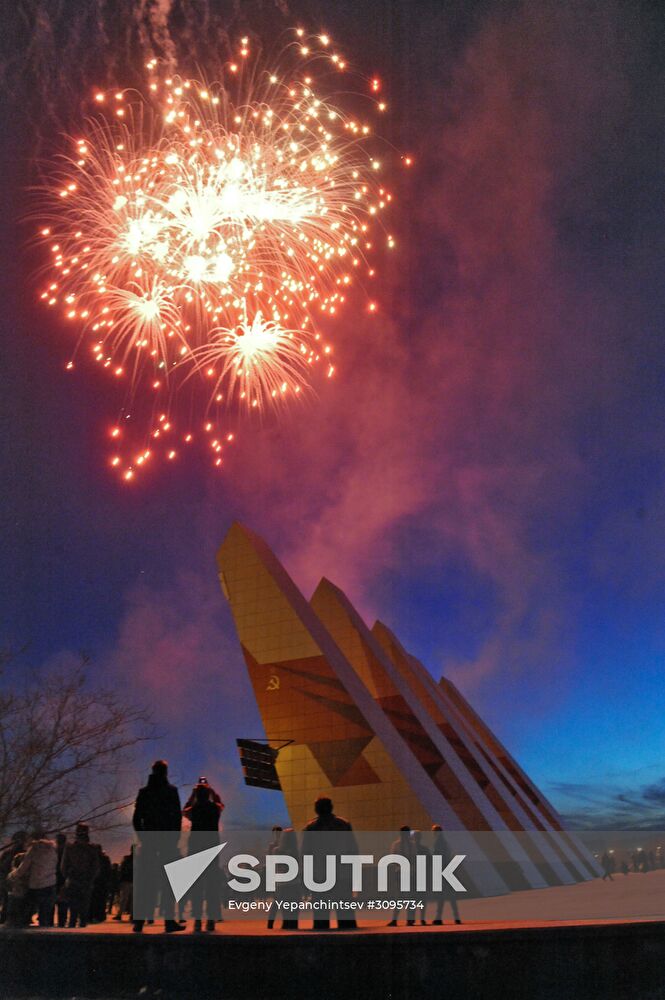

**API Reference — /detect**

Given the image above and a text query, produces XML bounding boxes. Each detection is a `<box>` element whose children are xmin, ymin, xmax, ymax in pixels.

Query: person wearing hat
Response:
<box><xmin>60</xmin><ymin>823</ymin><xmax>100</xmax><ymax>928</ymax></box>
<box><xmin>182</xmin><ymin>776</ymin><xmax>225</xmax><ymax>814</ymax></box>
<box><xmin>183</xmin><ymin>783</ymin><xmax>224</xmax><ymax>932</ymax></box>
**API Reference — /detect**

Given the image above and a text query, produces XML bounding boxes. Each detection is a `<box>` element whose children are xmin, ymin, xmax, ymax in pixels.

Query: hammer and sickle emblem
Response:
<box><xmin>267</xmin><ymin>674</ymin><xmax>280</xmax><ymax>691</ymax></box>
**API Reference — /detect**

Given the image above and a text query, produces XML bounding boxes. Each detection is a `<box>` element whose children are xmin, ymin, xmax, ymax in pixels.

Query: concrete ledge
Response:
<box><xmin>1</xmin><ymin>922</ymin><xmax>664</xmax><ymax>1000</ymax></box>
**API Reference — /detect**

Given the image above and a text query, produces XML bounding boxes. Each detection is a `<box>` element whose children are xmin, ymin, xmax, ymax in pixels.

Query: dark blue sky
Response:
<box><xmin>1</xmin><ymin>0</ymin><xmax>664</xmax><ymax>834</ymax></box>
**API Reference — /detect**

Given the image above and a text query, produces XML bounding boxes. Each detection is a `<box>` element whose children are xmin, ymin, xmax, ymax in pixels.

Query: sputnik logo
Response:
<box><xmin>164</xmin><ymin>843</ymin><xmax>227</xmax><ymax>902</ymax></box>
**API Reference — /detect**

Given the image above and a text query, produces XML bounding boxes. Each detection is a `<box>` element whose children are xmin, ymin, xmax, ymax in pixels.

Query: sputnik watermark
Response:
<box><xmin>226</xmin><ymin>852</ymin><xmax>467</xmax><ymax>893</ymax></box>
<box><xmin>132</xmin><ymin>832</ymin><xmax>471</xmax><ymax>920</ymax></box>
<box><xmin>162</xmin><ymin>845</ymin><xmax>467</xmax><ymax>900</ymax></box>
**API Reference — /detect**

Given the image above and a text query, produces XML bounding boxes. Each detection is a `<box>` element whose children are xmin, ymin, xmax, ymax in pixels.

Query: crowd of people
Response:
<box><xmin>0</xmin><ymin>762</ymin><xmax>220</xmax><ymax>932</ymax></box>
<box><xmin>0</xmin><ymin>760</ymin><xmax>463</xmax><ymax>933</ymax></box>
<box><xmin>263</xmin><ymin>809</ymin><xmax>462</xmax><ymax>932</ymax></box>
<box><xmin>4</xmin><ymin>758</ymin><xmax>658</xmax><ymax>933</ymax></box>
<box><xmin>598</xmin><ymin>847</ymin><xmax>665</xmax><ymax>881</ymax></box>
<box><xmin>0</xmin><ymin>823</ymin><xmax>121</xmax><ymax>929</ymax></box>
<box><xmin>128</xmin><ymin>761</ymin><xmax>467</xmax><ymax>933</ymax></box>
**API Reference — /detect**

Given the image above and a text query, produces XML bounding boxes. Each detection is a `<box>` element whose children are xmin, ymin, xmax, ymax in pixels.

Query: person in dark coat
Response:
<box><xmin>113</xmin><ymin>849</ymin><xmax>134</xmax><ymax>921</ymax></box>
<box><xmin>108</xmin><ymin>862</ymin><xmax>120</xmax><ymax>916</ymax></box>
<box><xmin>412</xmin><ymin>831</ymin><xmax>431</xmax><ymax>926</ymax></box>
<box><xmin>600</xmin><ymin>852</ymin><xmax>615</xmax><ymax>881</ymax></box>
<box><xmin>90</xmin><ymin>847</ymin><xmax>112</xmax><ymax>921</ymax></box>
<box><xmin>133</xmin><ymin>760</ymin><xmax>182</xmax><ymax>832</ymax></box>
<box><xmin>182</xmin><ymin>776</ymin><xmax>225</xmax><ymax>814</ymax></box>
<box><xmin>302</xmin><ymin>797</ymin><xmax>357</xmax><ymax>930</ymax></box>
<box><xmin>266</xmin><ymin>826</ymin><xmax>284</xmax><ymax>929</ymax></box>
<box><xmin>183</xmin><ymin>783</ymin><xmax>223</xmax><ymax>832</ymax></box>
<box><xmin>268</xmin><ymin>828</ymin><xmax>301</xmax><ymax>931</ymax></box>
<box><xmin>431</xmin><ymin>825</ymin><xmax>461</xmax><ymax>925</ymax></box>
<box><xmin>183</xmin><ymin>782</ymin><xmax>223</xmax><ymax>932</ymax></box>
<box><xmin>61</xmin><ymin>824</ymin><xmax>99</xmax><ymax>928</ymax></box>
<box><xmin>387</xmin><ymin>827</ymin><xmax>413</xmax><ymax>927</ymax></box>
<box><xmin>132</xmin><ymin>760</ymin><xmax>184</xmax><ymax>934</ymax></box>
<box><xmin>55</xmin><ymin>833</ymin><xmax>68</xmax><ymax>927</ymax></box>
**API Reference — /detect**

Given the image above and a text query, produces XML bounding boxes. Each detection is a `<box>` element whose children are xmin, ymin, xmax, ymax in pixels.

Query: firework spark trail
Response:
<box><xmin>36</xmin><ymin>29</ymin><xmax>404</xmax><ymax>480</ymax></box>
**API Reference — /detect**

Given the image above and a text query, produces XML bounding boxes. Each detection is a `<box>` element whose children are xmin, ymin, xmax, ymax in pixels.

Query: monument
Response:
<box><xmin>217</xmin><ymin>522</ymin><xmax>600</xmax><ymax>895</ymax></box>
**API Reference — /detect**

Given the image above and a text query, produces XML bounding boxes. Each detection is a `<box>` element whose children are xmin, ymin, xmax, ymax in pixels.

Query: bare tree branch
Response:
<box><xmin>0</xmin><ymin>650</ymin><xmax>154</xmax><ymax>837</ymax></box>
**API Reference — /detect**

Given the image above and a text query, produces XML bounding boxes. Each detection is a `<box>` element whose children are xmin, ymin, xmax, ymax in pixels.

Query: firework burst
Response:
<box><xmin>191</xmin><ymin>310</ymin><xmax>316</xmax><ymax>412</ymax></box>
<box><xmin>36</xmin><ymin>29</ymin><xmax>399</xmax><ymax>479</ymax></box>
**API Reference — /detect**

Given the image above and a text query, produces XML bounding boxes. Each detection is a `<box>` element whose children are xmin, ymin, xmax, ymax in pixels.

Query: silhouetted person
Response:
<box><xmin>184</xmin><ymin>782</ymin><xmax>223</xmax><ymax>932</ymax></box>
<box><xmin>183</xmin><ymin>782</ymin><xmax>223</xmax><ymax>832</ymax></box>
<box><xmin>387</xmin><ymin>827</ymin><xmax>413</xmax><ymax>927</ymax></box>
<box><xmin>268</xmin><ymin>826</ymin><xmax>283</xmax><ymax>853</ymax></box>
<box><xmin>14</xmin><ymin>829</ymin><xmax>57</xmax><ymax>927</ymax></box>
<box><xmin>620</xmin><ymin>859</ymin><xmax>629</xmax><ymax>876</ymax></box>
<box><xmin>91</xmin><ymin>846</ymin><xmax>112</xmax><ymax>921</ymax></box>
<box><xmin>109</xmin><ymin>862</ymin><xmax>120</xmax><ymax>915</ymax></box>
<box><xmin>61</xmin><ymin>823</ymin><xmax>99</xmax><ymax>928</ymax></box>
<box><xmin>302</xmin><ymin>797</ymin><xmax>357</xmax><ymax>930</ymax></box>
<box><xmin>266</xmin><ymin>826</ymin><xmax>283</xmax><ymax>929</ymax></box>
<box><xmin>0</xmin><ymin>831</ymin><xmax>27</xmax><ymax>924</ymax></box>
<box><xmin>600</xmin><ymin>852</ymin><xmax>614</xmax><ymax>881</ymax></box>
<box><xmin>183</xmin><ymin>776</ymin><xmax>225</xmax><ymax>814</ymax></box>
<box><xmin>413</xmin><ymin>831</ymin><xmax>430</xmax><ymax>925</ymax></box>
<box><xmin>268</xmin><ymin>829</ymin><xmax>301</xmax><ymax>930</ymax></box>
<box><xmin>114</xmin><ymin>849</ymin><xmax>134</xmax><ymax>921</ymax></box>
<box><xmin>54</xmin><ymin>833</ymin><xmax>68</xmax><ymax>927</ymax></box>
<box><xmin>4</xmin><ymin>849</ymin><xmax>30</xmax><ymax>927</ymax></box>
<box><xmin>431</xmin><ymin>825</ymin><xmax>461</xmax><ymax>925</ymax></box>
<box><xmin>134</xmin><ymin>760</ymin><xmax>182</xmax><ymax>832</ymax></box>
<box><xmin>132</xmin><ymin>760</ymin><xmax>184</xmax><ymax>934</ymax></box>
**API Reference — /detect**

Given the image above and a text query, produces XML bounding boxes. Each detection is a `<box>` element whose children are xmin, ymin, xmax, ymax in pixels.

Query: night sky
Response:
<box><xmin>1</xmin><ymin>0</ymin><xmax>664</xmax><ymax>836</ymax></box>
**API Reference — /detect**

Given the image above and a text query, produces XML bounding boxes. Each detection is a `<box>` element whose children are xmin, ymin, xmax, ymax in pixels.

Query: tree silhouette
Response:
<box><xmin>0</xmin><ymin>648</ymin><xmax>153</xmax><ymax>837</ymax></box>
